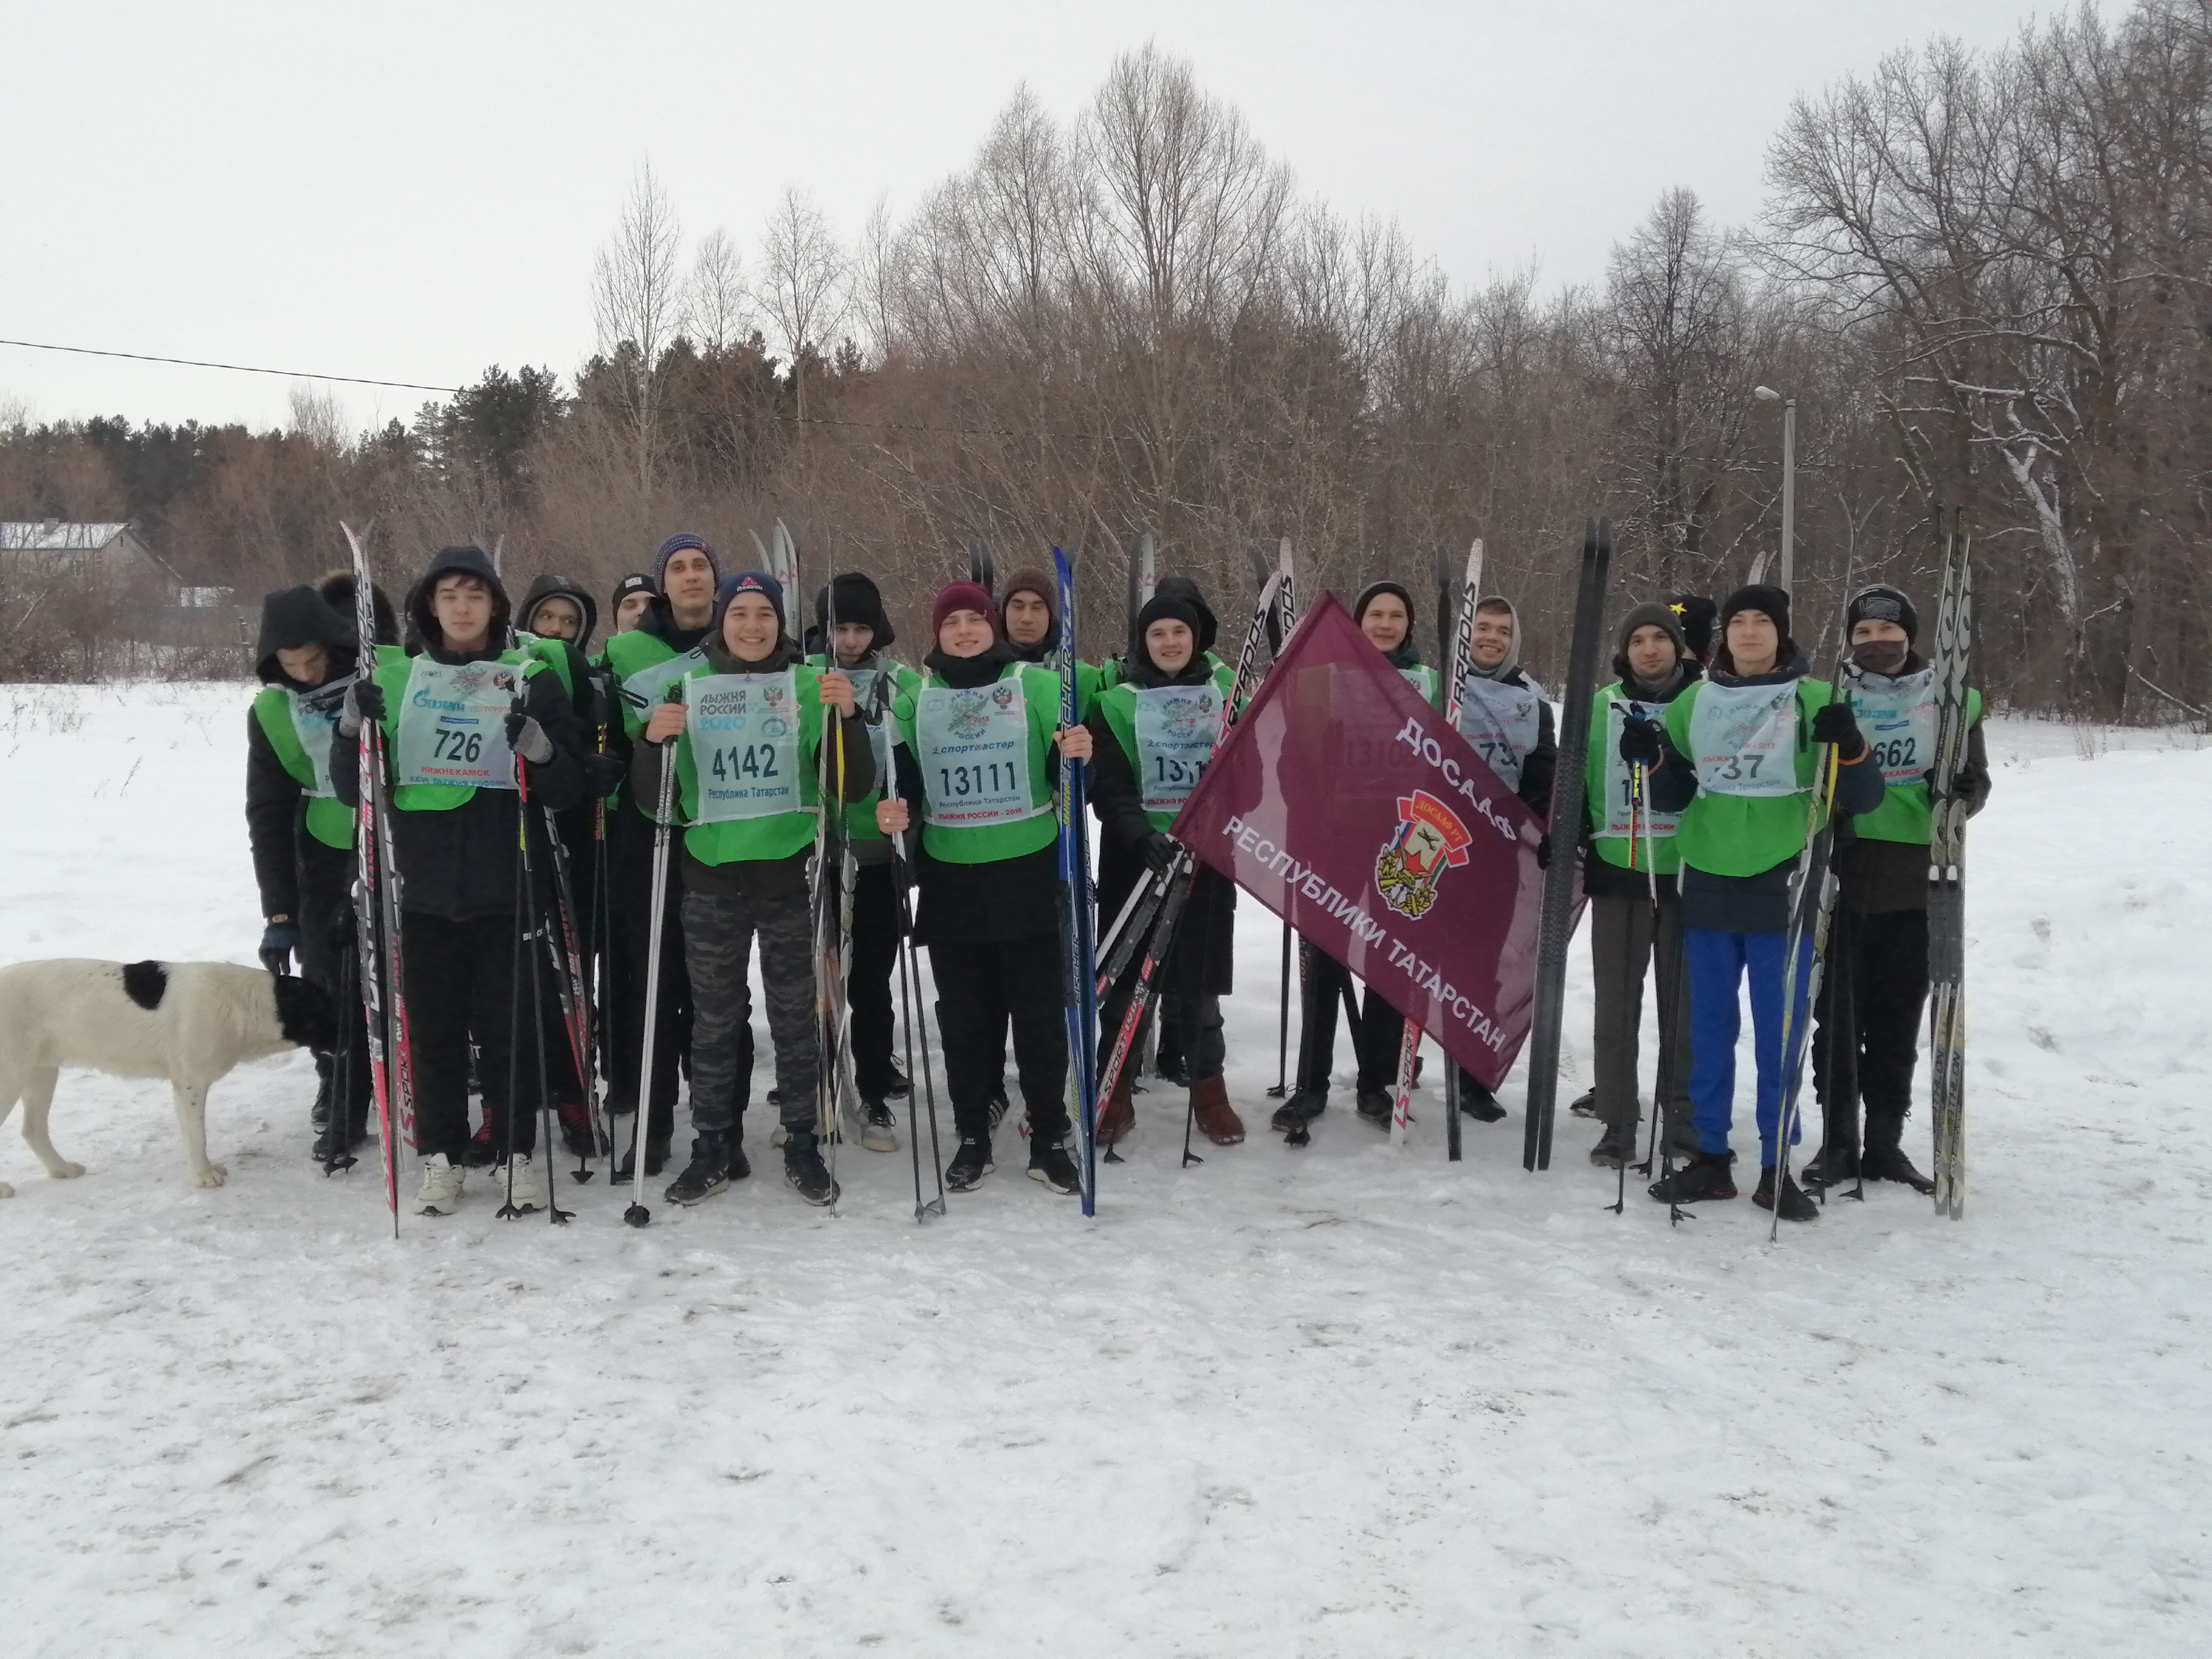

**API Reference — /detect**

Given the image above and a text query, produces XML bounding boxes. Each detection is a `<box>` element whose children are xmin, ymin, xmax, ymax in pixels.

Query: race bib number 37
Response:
<box><xmin>1688</xmin><ymin>681</ymin><xmax>1802</xmax><ymax>799</ymax></box>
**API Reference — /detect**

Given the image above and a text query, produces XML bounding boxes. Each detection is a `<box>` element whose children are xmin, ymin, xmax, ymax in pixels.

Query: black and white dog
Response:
<box><xmin>0</xmin><ymin>960</ymin><xmax>335</xmax><ymax>1196</ymax></box>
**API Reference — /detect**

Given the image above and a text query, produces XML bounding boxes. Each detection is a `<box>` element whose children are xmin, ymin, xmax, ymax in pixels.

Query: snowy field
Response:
<box><xmin>2</xmin><ymin>681</ymin><xmax>2207</xmax><ymax>1658</ymax></box>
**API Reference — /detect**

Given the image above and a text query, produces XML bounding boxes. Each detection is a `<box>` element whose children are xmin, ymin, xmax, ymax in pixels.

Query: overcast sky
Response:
<box><xmin>2</xmin><ymin>0</ymin><xmax>2062</xmax><ymax>435</ymax></box>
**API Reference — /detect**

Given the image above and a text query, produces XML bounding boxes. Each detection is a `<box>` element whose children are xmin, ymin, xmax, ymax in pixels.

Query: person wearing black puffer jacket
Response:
<box><xmin>331</xmin><ymin>546</ymin><xmax>588</xmax><ymax>1218</ymax></box>
<box><xmin>1086</xmin><ymin>590</ymin><xmax>1243</xmax><ymax>1149</ymax></box>
<box><xmin>245</xmin><ymin>580</ymin><xmax>383</xmax><ymax>1164</ymax></box>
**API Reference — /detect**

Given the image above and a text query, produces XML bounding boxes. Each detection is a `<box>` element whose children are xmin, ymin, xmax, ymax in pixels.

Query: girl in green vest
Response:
<box><xmin>333</xmin><ymin>546</ymin><xmax>589</xmax><ymax>1217</ymax></box>
<box><xmin>632</xmin><ymin>569</ymin><xmax>875</xmax><ymax>1209</ymax></box>
<box><xmin>1086</xmin><ymin>591</ymin><xmax>1245</xmax><ymax>1147</ymax></box>
<box><xmin>876</xmin><ymin>581</ymin><xmax>1092</xmax><ymax>1196</ymax></box>
<box><xmin>1578</xmin><ymin>601</ymin><xmax>1699</xmax><ymax>1168</ymax></box>
<box><xmin>246</xmin><ymin>579</ymin><xmax>376</xmax><ymax>1165</ymax></box>
<box><xmin>1805</xmin><ymin>583</ymin><xmax>1990</xmax><ymax>1192</ymax></box>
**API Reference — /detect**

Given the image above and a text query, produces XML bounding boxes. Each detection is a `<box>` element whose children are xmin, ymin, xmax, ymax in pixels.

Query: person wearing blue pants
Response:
<box><xmin>1618</xmin><ymin>583</ymin><xmax>1883</xmax><ymax>1220</ymax></box>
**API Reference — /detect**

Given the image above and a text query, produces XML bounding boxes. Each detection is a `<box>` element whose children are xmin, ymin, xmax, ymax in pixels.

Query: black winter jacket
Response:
<box><xmin>330</xmin><ymin>646</ymin><xmax>588</xmax><ymax>921</ymax></box>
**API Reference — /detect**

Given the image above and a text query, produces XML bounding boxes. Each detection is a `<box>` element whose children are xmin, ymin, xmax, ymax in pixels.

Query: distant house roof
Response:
<box><xmin>0</xmin><ymin>521</ymin><xmax>137</xmax><ymax>552</ymax></box>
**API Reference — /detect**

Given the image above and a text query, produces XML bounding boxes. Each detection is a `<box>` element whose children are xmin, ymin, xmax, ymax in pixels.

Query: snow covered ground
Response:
<box><xmin>2</xmin><ymin>681</ymin><xmax>2206</xmax><ymax>1657</ymax></box>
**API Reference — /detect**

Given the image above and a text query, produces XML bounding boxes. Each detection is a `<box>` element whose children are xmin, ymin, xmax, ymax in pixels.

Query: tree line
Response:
<box><xmin>3</xmin><ymin>3</ymin><xmax>2205</xmax><ymax>719</ymax></box>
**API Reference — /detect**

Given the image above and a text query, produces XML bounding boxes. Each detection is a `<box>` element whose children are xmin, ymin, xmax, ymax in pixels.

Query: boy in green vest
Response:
<box><xmin>333</xmin><ymin>546</ymin><xmax>590</xmax><ymax>1216</ymax></box>
<box><xmin>1805</xmin><ymin>583</ymin><xmax>1991</xmax><ymax>1192</ymax></box>
<box><xmin>633</xmin><ymin>570</ymin><xmax>875</xmax><ymax>1208</ymax></box>
<box><xmin>1578</xmin><ymin>602</ymin><xmax>1699</xmax><ymax>1167</ymax></box>
<box><xmin>599</xmin><ymin>535</ymin><xmax>723</xmax><ymax>1174</ymax></box>
<box><xmin>246</xmin><ymin>581</ymin><xmax>373</xmax><ymax>1164</ymax></box>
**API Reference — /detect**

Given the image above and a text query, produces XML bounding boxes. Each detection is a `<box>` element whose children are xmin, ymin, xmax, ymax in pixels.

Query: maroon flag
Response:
<box><xmin>1171</xmin><ymin>594</ymin><xmax>1547</xmax><ymax>1091</ymax></box>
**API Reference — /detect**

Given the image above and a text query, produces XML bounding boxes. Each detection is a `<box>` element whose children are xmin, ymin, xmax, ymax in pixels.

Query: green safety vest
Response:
<box><xmin>1849</xmin><ymin>683</ymin><xmax>1983</xmax><ymax>847</ymax></box>
<box><xmin>1583</xmin><ymin>683</ymin><xmax>1682</xmax><ymax>875</ymax></box>
<box><xmin>1096</xmin><ymin>667</ymin><xmax>1234</xmax><ymax>834</ymax></box>
<box><xmin>808</xmin><ymin>653</ymin><xmax>922</xmax><ymax>843</ymax></box>
<box><xmin>894</xmin><ymin>661</ymin><xmax>1062</xmax><ymax>865</ymax></box>
<box><xmin>367</xmin><ymin>643</ymin><xmax>547</xmax><ymax>814</ymax></box>
<box><xmin>669</xmin><ymin>657</ymin><xmax>834</xmax><ymax>865</ymax></box>
<box><xmin>1662</xmin><ymin>677</ymin><xmax>1845</xmax><ymax>877</ymax></box>
<box><xmin>251</xmin><ymin>684</ymin><xmax>356</xmax><ymax>850</ymax></box>
<box><xmin>603</xmin><ymin>629</ymin><xmax>703</xmax><ymax>740</ymax></box>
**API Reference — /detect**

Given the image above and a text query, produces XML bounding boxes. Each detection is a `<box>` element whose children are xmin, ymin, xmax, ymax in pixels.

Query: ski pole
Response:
<box><xmin>514</xmin><ymin>774</ymin><xmax>572</xmax><ymax>1224</ymax></box>
<box><xmin>893</xmin><ymin>828</ymin><xmax>946</xmax><ymax>1220</ymax></box>
<box><xmin>1267</xmin><ymin>921</ymin><xmax>1291</xmax><ymax>1099</ymax></box>
<box><xmin>622</xmin><ymin>689</ymin><xmax>684</xmax><ymax>1228</ymax></box>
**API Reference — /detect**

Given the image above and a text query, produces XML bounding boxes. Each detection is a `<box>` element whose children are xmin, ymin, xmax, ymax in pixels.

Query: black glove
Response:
<box><xmin>506</xmin><ymin>710</ymin><xmax>555</xmax><ymax>765</ymax></box>
<box><xmin>1618</xmin><ymin>715</ymin><xmax>1663</xmax><ymax>769</ymax></box>
<box><xmin>339</xmin><ymin>677</ymin><xmax>385</xmax><ymax>736</ymax></box>
<box><xmin>258</xmin><ymin>920</ymin><xmax>301</xmax><ymax>977</ymax></box>
<box><xmin>1810</xmin><ymin>702</ymin><xmax>1863</xmax><ymax>753</ymax></box>
<box><xmin>1535</xmin><ymin>834</ymin><xmax>1552</xmax><ymax>870</ymax></box>
<box><xmin>1138</xmin><ymin>832</ymin><xmax>1179</xmax><ymax>875</ymax></box>
<box><xmin>584</xmin><ymin>751</ymin><xmax>627</xmax><ymax>798</ymax></box>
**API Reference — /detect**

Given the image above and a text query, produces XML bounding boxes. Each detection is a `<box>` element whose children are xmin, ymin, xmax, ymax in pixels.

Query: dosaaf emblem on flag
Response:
<box><xmin>1375</xmin><ymin>789</ymin><xmax>1473</xmax><ymax>919</ymax></box>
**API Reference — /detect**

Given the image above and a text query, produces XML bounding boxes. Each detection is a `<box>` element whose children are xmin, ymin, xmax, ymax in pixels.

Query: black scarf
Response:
<box><xmin>926</xmin><ymin>642</ymin><xmax>1019</xmax><ymax>689</ymax></box>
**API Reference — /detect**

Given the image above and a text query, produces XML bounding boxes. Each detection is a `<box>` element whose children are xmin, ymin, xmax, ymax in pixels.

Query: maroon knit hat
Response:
<box><xmin>932</xmin><ymin>581</ymin><xmax>998</xmax><ymax>635</ymax></box>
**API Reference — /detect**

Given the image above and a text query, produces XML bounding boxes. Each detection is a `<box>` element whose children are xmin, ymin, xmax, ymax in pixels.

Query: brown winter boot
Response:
<box><xmin>1097</xmin><ymin>1069</ymin><xmax>1136</xmax><ymax>1146</ymax></box>
<box><xmin>1189</xmin><ymin>1076</ymin><xmax>1245</xmax><ymax>1145</ymax></box>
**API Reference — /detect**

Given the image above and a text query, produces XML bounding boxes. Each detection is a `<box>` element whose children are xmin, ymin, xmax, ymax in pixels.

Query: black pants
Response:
<box><xmin>850</xmin><ymin>861</ymin><xmax>901</xmax><ymax>1100</ymax></box>
<box><xmin>1587</xmin><ymin>891</ymin><xmax>1694</xmax><ymax>1133</ymax></box>
<box><xmin>931</xmin><ymin>934</ymin><xmax>1070</xmax><ymax>1146</ymax></box>
<box><xmin>297</xmin><ymin>843</ymin><xmax>373</xmax><ymax>1133</ymax></box>
<box><xmin>602</xmin><ymin>802</ymin><xmax>697</xmax><ymax>1138</ymax></box>
<box><xmin>401</xmin><ymin>911</ymin><xmax>543</xmax><ymax>1162</ymax></box>
<box><xmin>1814</xmin><ymin>907</ymin><xmax>1931</xmax><ymax>1157</ymax></box>
<box><xmin>1295</xmin><ymin>946</ymin><xmax>1397</xmax><ymax>1095</ymax></box>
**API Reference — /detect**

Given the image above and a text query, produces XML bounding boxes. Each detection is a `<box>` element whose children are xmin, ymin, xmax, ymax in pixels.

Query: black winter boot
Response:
<box><xmin>1754</xmin><ymin>1163</ymin><xmax>1819</xmax><ymax>1221</ymax></box>
<box><xmin>310</xmin><ymin>1061</ymin><xmax>334</xmax><ymax>1132</ymax></box>
<box><xmin>946</xmin><ymin>1135</ymin><xmax>993</xmax><ymax>1192</ymax></box>
<box><xmin>1800</xmin><ymin>1141</ymin><xmax>1860</xmax><ymax>1189</ymax></box>
<box><xmin>783</xmin><ymin>1129</ymin><xmax>838</xmax><ymax>1206</ymax></box>
<box><xmin>664</xmin><ymin>1132</ymin><xmax>732</xmax><ymax>1206</ymax></box>
<box><xmin>1355</xmin><ymin>1088</ymin><xmax>1394</xmax><ymax>1130</ymax></box>
<box><xmin>1271</xmin><ymin>1088</ymin><xmax>1326</xmax><ymax>1132</ymax></box>
<box><xmin>1027</xmin><ymin>1143</ymin><xmax>1081</xmax><ymax>1194</ymax></box>
<box><xmin>1649</xmin><ymin>1150</ymin><xmax>1738</xmax><ymax>1204</ymax></box>
<box><xmin>1457</xmin><ymin>1075</ymin><xmax>1507</xmax><ymax>1121</ymax></box>
<box><xmin>1568</xmin><ymin>1087</ymin><xmax>1599</xmax><ymax>1119</ymax></box>
<box><xmin>1859</xmin><ymin>1110</ymin><xmax>1936</xmax><ymax>1194</ymax></box>
<box><xmin>1589</xmin><ymin>1121</ymin><xmax>1638</xmax><ymax>1168</ymax></box>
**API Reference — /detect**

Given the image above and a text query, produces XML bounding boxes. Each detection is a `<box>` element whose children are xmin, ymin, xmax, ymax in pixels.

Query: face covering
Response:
<box><xmin>1851</xmin><ymin>638</ymin><xmax>1910</xmax><ymax>676</ymax></box>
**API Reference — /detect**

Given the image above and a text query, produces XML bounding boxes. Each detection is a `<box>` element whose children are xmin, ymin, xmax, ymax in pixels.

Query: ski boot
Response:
<box><xmin>1754</xmin><ymin>1163</ymin><xmax>1818</xmax><ymax>1221</ymax></box>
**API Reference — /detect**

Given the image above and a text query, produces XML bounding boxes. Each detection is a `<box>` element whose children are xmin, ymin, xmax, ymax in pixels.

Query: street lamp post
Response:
<box><xmin>1755</xmin><ymin>386</ymin><xmax>1796</xmax><ymax>597</ymax></box>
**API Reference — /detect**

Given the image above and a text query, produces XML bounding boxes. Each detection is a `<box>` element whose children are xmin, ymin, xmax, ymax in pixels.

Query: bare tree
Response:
<box><xmin>686</xmin><ymin>228</ymin><xmax>750</xmax><ymax>355</ymax></box>
<box><xmin>591</xmin><ymin>163</ymin><xmax>685</xmax><ymax>524</ymax></box>
<box><xmin>755</xmin><ymin>189</ymin><xmax>849</xmax><ymax>431</ymax></box>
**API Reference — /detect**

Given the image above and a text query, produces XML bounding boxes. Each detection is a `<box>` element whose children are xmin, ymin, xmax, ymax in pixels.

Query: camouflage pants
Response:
<box><xmin>681</xmin><ymin>887</ymin><xmax>819</xmax><ymax>1136</ymax></box>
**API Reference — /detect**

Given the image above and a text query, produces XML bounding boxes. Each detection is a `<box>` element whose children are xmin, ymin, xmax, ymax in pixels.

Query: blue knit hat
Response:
<box><xmin>652</xmin><ymin>532</ymin><xmax>719</xmax><ymax>588</ymax></box>
<box><xmin>711</xmin><ymin>569</ymin><xmax>787</xmax><ymax>636</ymax></box>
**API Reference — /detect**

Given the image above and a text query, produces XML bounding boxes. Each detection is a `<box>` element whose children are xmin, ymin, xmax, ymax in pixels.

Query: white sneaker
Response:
<box><xmin>496</xmin><ymin>1154</ymin><xmax>548</xmax><ymax>1214</ymax></box>
<box><xmin>414</xmin><ymin>1153</ymin><xmax>465</xmax><ymax>1216</ymax></box>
